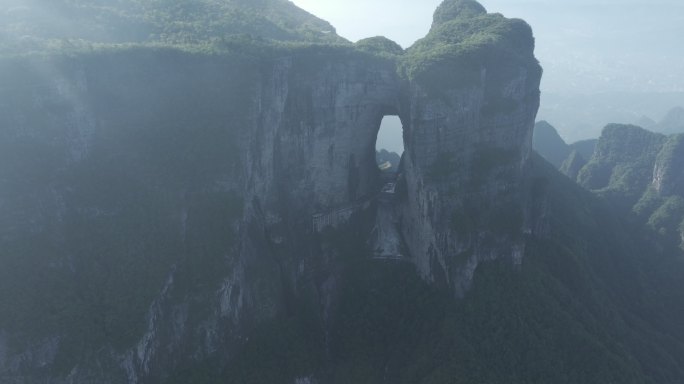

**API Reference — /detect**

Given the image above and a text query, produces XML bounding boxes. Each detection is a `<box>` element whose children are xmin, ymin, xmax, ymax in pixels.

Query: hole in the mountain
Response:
<box><xmin>371</xmin><ymin>115</ymin><xmax>406</xmax><ymax>260</ymax></box>
<box><xmin>375</xmin><ymin>115</ymin><xmax>404</xmax><ymax>174</ymax></box>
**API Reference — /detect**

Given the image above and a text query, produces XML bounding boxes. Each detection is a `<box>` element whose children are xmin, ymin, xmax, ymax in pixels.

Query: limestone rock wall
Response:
<box><xmin>400</xmin><ymin>64</ymin><xmax>541</xmax><ymax>294</ymax></box>
<box><xmin>244</xmin><ymin>54</ymin><xmax>402</xmax><ymax>229</ymax></box>
<box><xmin>0</xmin><ymin>1</ymin><xmax>544</xmax><ymax>380</ymax></box>
<box><xmin>653</xmin><ymin>134</ymin><xmax>684</xmax><ymax>197</ymax></box>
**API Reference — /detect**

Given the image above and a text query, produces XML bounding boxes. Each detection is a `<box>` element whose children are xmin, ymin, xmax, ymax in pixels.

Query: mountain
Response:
<box><xmin>1</xmin><ymin>0</ymin><xmax>684</xmax><ymax>383</ymax></box>
<box><xmin>654</xmin><ymin>106</ymin><xmax>684</xmax><ymax>134</ymax></box>
<box><xmin>376</xmin><ymin>149</ymin><xmax>401</xmax><ymax>173</ymax></box>
<box><xmin>533</xmin><ymin>121</ymin><xmax>571</xmax><ymax>168</ymax></box>
<box><xmin>559</xmin><ymin>150</ymin><xmax>587</xmax><ymax>180</ymax></box>
<box><xmin>0</xmin><ymin>0</ymin><xmax>346</xmax><ymax>54</ymax></box>
<box><xmin>536</xmin><ymin>92</ymin><xmax>684</xmax><ymax>143</ymax></box>
<box><xmin>635</xmin><ymin>115</ymin><xmax>657</xmax><ymax>130</ymax></box>
<box><xmin>571</xmin><ymin>138</ymin><xmax>599</xmax><ymax>162</ymax></box>
<box><xmin>574</xmin><ymin>124</ymin><xmax>684</xmax><ymax>248</ymax></box>
<box><xmin>578</xmin><ymin>125</ymin><xmax>667</xmax><ymax>206</ymax></box>
<box><xmin>533</xmin><ymin>120</ymin><xmax>597</xmax><ymax>177</ymax></box>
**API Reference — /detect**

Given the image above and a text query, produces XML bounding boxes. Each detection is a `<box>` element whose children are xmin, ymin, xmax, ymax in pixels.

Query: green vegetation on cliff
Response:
<box><xmin>578</xmin><ymin>124</ymin><xmax>666</xmax><ymax>207</ymax></box>
<box><xmin>0</xmin><ymin>50</ymin><xmax>252</xmax><ymax>374</ymax></box>
<box><xmin>215</xmin><ymin>155</ymin><xmax>684</xmax><ymax>384</ymax></box>
<box><xmin>575</xmin><ymin>125</ymin><xmax>684</xmax><ymax>248</ymax></box>
<box><xmin>533</xmin><ymin>120</ymin><xmax>596</xmax><ymax>176</ymax></box>
<box><xmin>401</xmin><ymin>0</ymin><xmax>538</xmax><ymax>91</ymax></box>
<box><xmin>0</xmin><ymin>0</ymin><xmax>347</xmax><ymax>55</ymax></box>
<box><xmin>355</xmin><ymin>36</ymin><xmax>404</xmax><ymax>57</ymax></box>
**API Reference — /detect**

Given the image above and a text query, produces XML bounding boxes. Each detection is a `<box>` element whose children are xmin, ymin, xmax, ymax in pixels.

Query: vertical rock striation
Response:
<box><xmin>396</xmin><ymin>0</ymin><xmax>542</xmax><ymax>293</ymax></box>
<box><xmin>653</xmin><ymin>134</ymin><xmax>684</xmax><ymax>197</ymax></box>
<box><xmin>0</xmin><ymin>0</ymin><xmax>544</xmax><ymax>380</ymax></box>
<box><xmin>577</xmin><ymin>124</ymin><xmax>684</xmax><ymax>248</ymax></box>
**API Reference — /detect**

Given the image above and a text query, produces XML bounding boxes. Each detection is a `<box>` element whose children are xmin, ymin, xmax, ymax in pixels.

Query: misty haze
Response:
<box><xmin>1</xmin><ymin>0</ymin><xmax>683</xmax><ymax>383</ymax></box>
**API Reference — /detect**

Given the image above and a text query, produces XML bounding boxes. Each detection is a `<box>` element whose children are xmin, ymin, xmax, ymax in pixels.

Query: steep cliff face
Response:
<box><xmin>559</xmin><ymin>150</ymin><xmax>587</xmax><ymax>180</ymax></box>
<box><xmin>246</xmin><ymin>51</ymin><xmax>401</xmax><ymax>220</ymax></box>
<box><xmin>397</xmin><ymin>2</ymin><xmax>542</xmax><ymax>293</ymax></box>
<box><xmin>649</xmin><ymin>134</ymin><xmax>684</xmax><ymax>246</ymax></box>
<box><xmin>578</xmin><ymin>124</ymin><xmax>666</xmax><ymax>205</ymax></box>
<box><xmin>533</xmin><ymin>121</ymin><xmax>571</xmax><ymax>168</ymax></box>
<box><xmin>4</xmin><ymin>1</ymin><xmax>684</xmax><ymax>382</ymax></box>
<box><xmin>0</xmin><ymin>45</ymin><xmax>406</xmax><ymax>382</ymax></box>
<box><xmin>239</xmin><ymin>0</ymin><xmax>543</xmax><ymax>301</ymax></box>
<box><xmin>0</xmin><ymin>51</ymin><xmax>261</xmax><ymax>382</ymax></box>
<box><xmin>653</xmin><ymin>134</ymin><xmax>684</xmax><ymax>196</ymax></box>
<box><xmin>0</xmin><ymin>0</ymin><xmax>542</xmax><ymax>381</ymax></box>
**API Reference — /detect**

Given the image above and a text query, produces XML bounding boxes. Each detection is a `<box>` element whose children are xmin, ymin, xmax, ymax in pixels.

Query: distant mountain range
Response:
<box><xmin>537</xmin><ymin>91</ymin><xmax>684</xmax><ymax>142</ymax></box>
<box><xmin>533</xmin><ymin>121</ymin><xmax>597</xmax><ymax>179</ymax></box>
<box><xmin>533</xmin><ymin>107</ymin><xmax>684</xmax><ymax>168</ymax></box>
<box><xmin>535</xmin><ymin>119</ymin><xmax>684</xmax><ymax>249</ymax></box>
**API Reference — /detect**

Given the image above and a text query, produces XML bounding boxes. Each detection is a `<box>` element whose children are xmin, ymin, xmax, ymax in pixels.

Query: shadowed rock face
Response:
<box><xmin>533</xmin><ymin>121</ymin><xmax>572</xmax><ymax>168</ymax></box>
<box><xmin>0</xmin><ymin>0</ymin><xmax>542</xmax><ymax>381</ymax></box>
<box><xmin>245</xmin><ymin>0</ymin><xmax>542</xmax><ymax>297</ymax></box>
<box><xmin>398</xmin><ymin>1</ymin><xmax>542</xmax><ymax>293</ymax></box>
<box><xmin>653</xmin><ymin>134</ymin><xmax>684</xmax><ymax>197</ymax></box>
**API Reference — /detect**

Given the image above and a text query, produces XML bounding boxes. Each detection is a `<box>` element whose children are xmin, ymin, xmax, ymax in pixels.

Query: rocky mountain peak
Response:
<box><xmin>533</xmin><ymin>121</ymin><xmax>572</xmax><ymax>168</ymax></box>
<box><xmin>560</xmin><ymin>150</ymin><xmax>587</xmax><ymax>180</ymax></box>
<box><xmin>355</xmin><ymin>36</ymin><xmax>404</xmax><ymax>55</ymax></box>
<box><xmin>432</xmin><ymin>0</ymin><xmax>487</xmax><ymax>26</ymax></box>
<box><xmin>0</xmin><ymin>0</ymin><xmax>346</xmax><ymax>51</ymax></box>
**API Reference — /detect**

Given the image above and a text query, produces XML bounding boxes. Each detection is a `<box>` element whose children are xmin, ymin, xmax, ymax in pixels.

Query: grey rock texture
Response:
<box><xmin>653</xmin><ymin>134</ymin><xmax>684</xmax><ymax>197</ymax></box>
<box><xmin>0</xmin><ymin>0</ymin><xmax>543</xmax><ymax>381</ymax></box>
<box><xmin>560</xmin><ymin>150</ymin><xmax>587</xmax><ymax>180</ymax></box>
